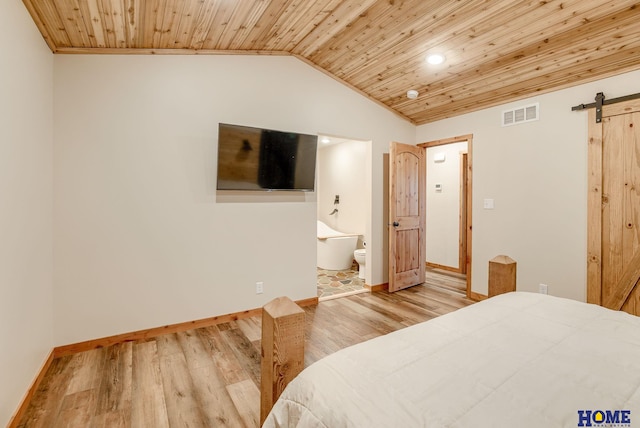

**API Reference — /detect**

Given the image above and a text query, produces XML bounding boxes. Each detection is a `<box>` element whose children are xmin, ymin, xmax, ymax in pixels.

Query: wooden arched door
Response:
<box><xmin>388</xmin><ymin>142</ymin><xmax>426</xmax><ymax>292</ymax></box>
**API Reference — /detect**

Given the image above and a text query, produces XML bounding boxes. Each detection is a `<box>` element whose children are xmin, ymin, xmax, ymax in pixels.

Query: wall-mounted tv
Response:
<box><xmin>216</xmin><ymin>123</ymin><xmax>318</xmax><ymax>191</ymax></box>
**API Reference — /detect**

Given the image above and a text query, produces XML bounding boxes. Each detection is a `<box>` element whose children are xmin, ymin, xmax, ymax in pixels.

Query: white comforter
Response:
<box><xmin>263</xmin><ymin>292</ymin><xmax>640</xmax><ymax>427</ymax></box>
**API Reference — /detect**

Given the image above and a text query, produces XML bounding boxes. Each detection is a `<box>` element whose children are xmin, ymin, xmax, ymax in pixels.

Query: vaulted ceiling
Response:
<box><xmin>22</xmin><ymin>0</ymin><xmax>640</xmax><ymax>124</ymax></box>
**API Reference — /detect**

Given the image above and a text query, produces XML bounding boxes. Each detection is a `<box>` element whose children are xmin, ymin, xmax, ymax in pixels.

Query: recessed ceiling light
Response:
<box><xmin>407</xmin><ymin>89</ymin><xmax>419</xmax><ymax>99</ymax></box>
<box><xmin>426</xmin><ymin>54</ymin><xmax>445</xmax><ymax>65</ymax></box>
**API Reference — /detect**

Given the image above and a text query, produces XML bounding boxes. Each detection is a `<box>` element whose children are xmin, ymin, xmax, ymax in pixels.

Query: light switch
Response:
<box><xmin>483</xmin><ymin>198</ymin><xmax>494</xmax><ymax>209</ymax></box>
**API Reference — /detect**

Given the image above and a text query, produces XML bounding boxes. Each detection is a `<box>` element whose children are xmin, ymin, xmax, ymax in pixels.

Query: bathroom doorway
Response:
<box><xmin>315</xmin><ymin>135</ymin><xmax>371</xmax><ymax>300</ymax></box>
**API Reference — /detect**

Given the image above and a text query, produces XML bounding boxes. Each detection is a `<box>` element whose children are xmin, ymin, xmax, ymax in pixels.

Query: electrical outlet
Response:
<box><xmin>539</xmin><ymin>283</ymin><xmax>548</xmax><ymax>295</ymax></box>
<box><xmin>256</xmin><ymin>281</ymin><xmax>264</xmax><ymax>294</ymax></box>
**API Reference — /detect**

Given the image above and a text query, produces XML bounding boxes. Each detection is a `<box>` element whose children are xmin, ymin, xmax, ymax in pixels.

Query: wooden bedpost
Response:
<box><xmin>260</xmin><ymin>296</ymin><xmax>305</xmax><ymax>425</ymax></box>
<box><xmin>488</xmin><ymin>255</ymin><xmax>517</xmax><ymax>297</ymax></box>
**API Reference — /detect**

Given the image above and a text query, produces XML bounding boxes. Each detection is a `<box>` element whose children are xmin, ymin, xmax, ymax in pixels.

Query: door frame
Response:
<box><xmin>418</xmin><ymin>134</ymin><xmax>473</xmax><ymax>299</ymax></box>
<box><xmin>459</xmin><ymin>152</ymin><xmax>469</xmax><ymax>275</ymax></box>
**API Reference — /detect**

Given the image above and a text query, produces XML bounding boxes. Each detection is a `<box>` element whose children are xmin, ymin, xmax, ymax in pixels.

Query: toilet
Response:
<box><xmin>354</xmin><ymin>249</ymin><xmax>366</xmax><ymax>280</ymax></box>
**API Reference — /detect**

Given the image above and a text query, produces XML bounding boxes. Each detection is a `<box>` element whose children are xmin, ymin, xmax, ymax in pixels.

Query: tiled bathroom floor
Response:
<box><xmin>317</xmin><ymin>263</ymin><xmax>367</xmax><ymax>300</ymax></box>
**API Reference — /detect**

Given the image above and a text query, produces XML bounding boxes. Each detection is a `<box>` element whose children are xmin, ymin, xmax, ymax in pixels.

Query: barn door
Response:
<box><xmin>389</xmin><ymin>142</ymin><xmax>426</xmax><ymax>292</ymax></box>
<box><xmin>587</xmin><ymin>99</ymin><xmax>640</xmax><ymax>315</ymax></box>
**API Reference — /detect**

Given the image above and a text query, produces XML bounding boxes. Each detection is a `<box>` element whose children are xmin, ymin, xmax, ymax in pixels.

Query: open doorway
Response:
<box><xmin>316</xmin><ymin>135</ymin><xmax>372</xmax><ymax>300</ymax></box>
<box><xmin>418</xmin><ymin>135</ymin><xmax>473</xmax><ymax>298</ymax></box>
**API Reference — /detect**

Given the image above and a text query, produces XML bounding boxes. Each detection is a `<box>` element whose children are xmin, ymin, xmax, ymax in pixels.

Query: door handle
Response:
<box><xmin>393</xmin><ymin>221</ymin><xmax>399</xmax><ymax>227</ymax></box>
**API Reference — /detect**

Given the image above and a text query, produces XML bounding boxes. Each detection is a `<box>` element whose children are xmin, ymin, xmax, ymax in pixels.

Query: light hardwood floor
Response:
<box><xmin>18</xmin><ymin>270</ymin><xmax>472</xmax><ymax>427</ymax></box>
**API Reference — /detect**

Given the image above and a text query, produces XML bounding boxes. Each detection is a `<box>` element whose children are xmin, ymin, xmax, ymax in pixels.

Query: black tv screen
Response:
<box><xmin>216</xmin><ymin>123</ymin><xmax>318</xmax><ymax>191</ymax></box>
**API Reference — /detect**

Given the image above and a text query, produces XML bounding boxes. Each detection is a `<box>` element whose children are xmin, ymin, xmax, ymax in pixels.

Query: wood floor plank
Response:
<box><xmin>158</xmin><ymin>352</ymin><xmax>208</xmax><ymax>427</ymax></box>
<box><xmin>91</xmin><ymin>409</ymin><xmax>129</xmax><ymax>428</ymax></box>
<box><xmin>65</xmin><ymin>348</ymin><xmax>106</xmax><ymax>394</ymax></box>
<box><xmin>188</xmin><ymin>366</ymin><xmax>245</xmax><ymax>427</ymax></box>
<box><xmin>52</xmin><ymin>389</ymin><xmax>95</xmax><ymax>428</ymax></box>
<box><xmin>19</xmin><ymin>274</ymin><xmax>472</xmax><ymax>428</ymax></box>
<box><xmin>95</xmin><ymin>343</ymin><xmax>132</xmax><ymax>417</ymax></box>
<box><xmin>177</xmin><ymin>328</ymin><xmax>246</xmax><ymax>426</ymax></box>
<box><xmin>235</xmin><ymin>317</ymin><xmax>262</xmax><ymax>342</ymax></box>
<box><xmin>197</xmin><ymin>325</ymin><xmax>250</xmax><ymax>385</ymax></box>
<box><xmin>176</xmin><ymin>330</ymin><xmax>212</xmax><ymax>371</ymax></box>
<box><xmin>20</xmin><ymin>355</ymin><xmax>76</xmax><ymax>428</ymax></box>
<box><xmin>131</xmin><ymin>341</ymin><xmax>169</xmax><ymax>428</ymax></box>
<box><xmin>358</xmin><ymin>293</ymin><xmax>435</xmax><ymax>325</ymax></box>
<box><xmin>220</xmin><ymin>327</ymin><xmax>262</xmax><ymax>385</ymax></box>
<box><xmin>425</xmin><ymin>267</ymin><xmax>467</xmax><ymax>293</ymax></box>
<box><xmin>226</xmin><ymin>379</ymin><xmax>260</xmax><ymax>428</ymax></box>
<box><xmin>303</xmin><ymin>307</ymin><xmax>361</xmax><ymax>353</ymax></box>
<box><xmin>316</xmin><ymin>299</ymin><xmax>390</xmax><ymax>339</ymax></box>
<box><xmin>336</xmin><ymin>296</ymin><xmax>372</xmax><ymax>314</ymax></box>
<box><xmin>216</xmin><ymin>321</ymin><xmax>234</xmax><ymax>331</ymax></box>
<box><xmin>155</xmin><ymin>333</ymin><xmax>183</xmax><ymax>357</ymax></box>
<box><xmin>331</xmin><ymin>300</ymin><xmax>399</xmax><ymax>338</ymax></box>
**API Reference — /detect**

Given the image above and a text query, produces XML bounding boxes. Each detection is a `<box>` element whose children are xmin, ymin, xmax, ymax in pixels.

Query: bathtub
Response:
<box><xmin>317</xmin><ymin>220</ymin><xmax>359</xmax><ymax>271</ymax></box>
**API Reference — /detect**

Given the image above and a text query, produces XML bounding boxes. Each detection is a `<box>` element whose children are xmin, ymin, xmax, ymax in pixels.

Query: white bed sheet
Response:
<box><xmin>263</xmin><ymin>292</ymin><xmax>640</xmax><ymax>427</ymax></box>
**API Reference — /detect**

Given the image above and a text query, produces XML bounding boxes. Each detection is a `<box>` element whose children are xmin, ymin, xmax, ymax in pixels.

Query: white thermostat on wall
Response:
<box><xmin>434</xmin><ymin>153</ymin><xmax>446</xmax><ymax>163</ymax></box>
<box><xmin>435</xmin><ymin>183</ymin><xmax>443</xmax><ymax>192</ymax></box>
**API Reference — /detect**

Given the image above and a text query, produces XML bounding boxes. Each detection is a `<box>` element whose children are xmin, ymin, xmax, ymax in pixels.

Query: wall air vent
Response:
<box><xmin>501</xmin><ymin>103</ymin><xmax>539</xmax><ymax>127</ymax></box>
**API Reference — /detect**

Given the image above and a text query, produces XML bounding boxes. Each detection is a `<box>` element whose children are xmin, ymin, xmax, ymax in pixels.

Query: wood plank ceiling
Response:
<box><xmin>22</xmin><ymin>0</ymin><xmax>640</xmax><ymax>124</ymax></box>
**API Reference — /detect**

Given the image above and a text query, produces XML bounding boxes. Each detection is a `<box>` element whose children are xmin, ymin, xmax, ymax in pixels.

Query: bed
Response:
<box><xmin>263</xmin><ymin>292</ymin><xmax>640</xmax><ymax>427</ymax></box>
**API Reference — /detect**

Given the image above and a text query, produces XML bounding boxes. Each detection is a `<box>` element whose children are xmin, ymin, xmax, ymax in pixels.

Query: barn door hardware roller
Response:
<box><xmin>572</xmin><ymin>91</ymin><xmax>640</xmax><ymax>123</ymax></box>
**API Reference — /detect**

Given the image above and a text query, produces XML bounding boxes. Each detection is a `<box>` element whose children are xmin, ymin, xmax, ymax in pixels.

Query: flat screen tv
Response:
<box><xmin>216</xmin><ymin>123</ymin><xmax>318</xmax><ymax>191</ymax></box>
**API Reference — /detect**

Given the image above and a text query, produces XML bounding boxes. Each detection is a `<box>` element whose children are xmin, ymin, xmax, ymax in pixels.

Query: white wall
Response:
<box><xmin>53</xmin><ymin>55</ymin><xmax>414</xmax><ymax>345</ymax></box>
<box><xmin>416</xmin><ymin>69</ymin><xmax>640</xmax><ymax>301</ymax></box>
<box><xmin>317</xmin><ymin>140</ymin><xmax>368</xmax><ymax>240</ymax></box>
<box><xmin>0</xmin><ymin>2</ymin><xmax>53</xmax><ymax>425</ymax></box>
<box><xmin>425</xmin><ymin>142</ymin><xmax>467</xmax><ymax>268</ymax></box>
